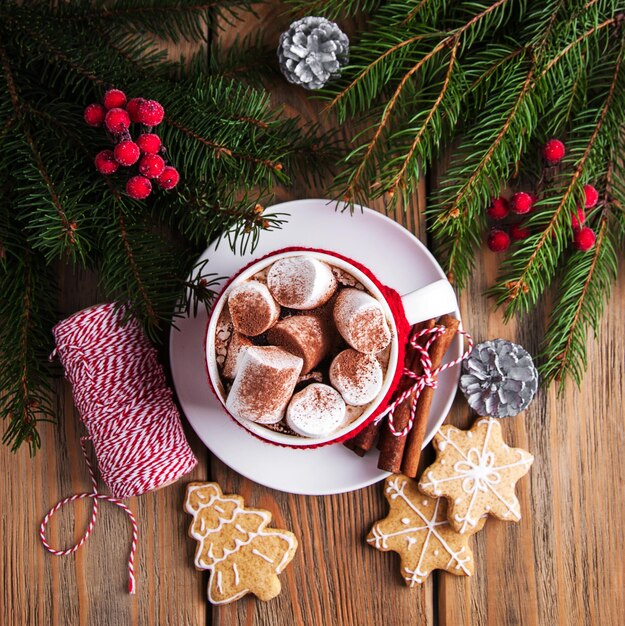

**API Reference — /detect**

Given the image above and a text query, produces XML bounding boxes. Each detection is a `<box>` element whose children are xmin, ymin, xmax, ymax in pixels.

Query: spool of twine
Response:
<box><xmin>39</xmin><ymin>303</ymin><xmax>198</xmax><ymax>593</ymax></box>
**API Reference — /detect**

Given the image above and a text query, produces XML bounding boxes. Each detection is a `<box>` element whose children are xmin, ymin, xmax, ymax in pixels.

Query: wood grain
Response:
<box><xmin>0</xmin><ymin>264</ymin><xmax>209</xmax><ymax>626</ymax></box>
<box><xmin>3</xmin><ymin>3</ymin><xmax>625</xmax><ymax>626</ymax></box>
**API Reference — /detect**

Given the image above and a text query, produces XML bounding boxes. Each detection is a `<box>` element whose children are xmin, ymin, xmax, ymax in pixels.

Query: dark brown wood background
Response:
<box><xmin>2</xmin><ymin>4</ymin><xmax>625</xmax><ymax>625</ymax></box>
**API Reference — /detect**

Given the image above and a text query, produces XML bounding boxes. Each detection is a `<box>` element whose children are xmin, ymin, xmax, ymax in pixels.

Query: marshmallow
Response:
<box><xmin>226</xmin><ymin>346</ymin><xmax>303</xmax><ymax>424</ymax></box>
<box><xmin>227</xmin><ymin>280</ymin><xmax>280</xmax><ymax>336</ymax></box>
<box><xmin>333</xmin><ymin>288</ymin><xmax>391</xmax><ymax>354</ymax></box>
<box><xmin>221</xmin><ymin>332</ymin><xmax>253</xmax><ymax>379</ymax></box>
<box><xmin>329</xmin><ymin>348</ymin><xmax>384</xmax><ymax>406</ymax></box>
<box><xmin>266</xmin><ymin>315</ymin><xmax>333</xmax><ymax>374</ymax></box>
<box><xmin>286</xmin><ymin>383</ymin><xmax>346</xmax><ymax>437</ymax></box>
<box><xmin>267</xmin><ymin>256</ymin><xmax>337</xmax><ymax>310</ymax></box>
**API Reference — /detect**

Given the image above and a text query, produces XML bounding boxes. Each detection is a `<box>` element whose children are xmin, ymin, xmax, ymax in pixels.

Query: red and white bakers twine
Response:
<box><xmin>376</xmin><ymin>324</ymin><xmax>474</xmax><ymax>437</ymax></box>
<box><xmin>39</xmin><ymin>303</ymin><xmax>197</xmax><ymax>594</ymax></box>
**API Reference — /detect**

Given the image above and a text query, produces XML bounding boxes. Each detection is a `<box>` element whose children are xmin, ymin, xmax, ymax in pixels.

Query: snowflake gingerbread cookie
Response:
<box><xmin>184</xmin><ymin>482</ymin><xmax>298</xmax><ymax>604</ymax></box>
<box><xmin>418</xmin><ymin>417</ymin><xmax>534</xmax><ymax>534</ymax></box>
<box><xmin>367</xmin><ymin>475</ymin><xmax>485</xmax><ymax>586</ymax></box>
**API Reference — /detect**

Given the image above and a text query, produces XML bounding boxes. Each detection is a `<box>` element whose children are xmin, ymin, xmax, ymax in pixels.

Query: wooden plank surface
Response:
<box><xmin>2</xmin><ymin>3</ymin><xmax>625</xmax><ymax>626</ymax></box>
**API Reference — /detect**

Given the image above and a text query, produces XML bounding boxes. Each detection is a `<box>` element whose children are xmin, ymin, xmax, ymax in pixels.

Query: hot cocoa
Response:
<box><xmin>217</xmin><ymin>254</ymin><xmax>393</xmax><ymax>439</ymax></box>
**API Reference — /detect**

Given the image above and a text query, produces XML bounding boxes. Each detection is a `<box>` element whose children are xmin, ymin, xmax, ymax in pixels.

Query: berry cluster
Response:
<box><xmin>85</xmin><ymin>89</ymin><xmax>179</xmax><ymax>200</ymax></box>
<box><xmin>486</xmin><ymin>139</ymin><xmax>597</xmax><ymax>254</ymax></box>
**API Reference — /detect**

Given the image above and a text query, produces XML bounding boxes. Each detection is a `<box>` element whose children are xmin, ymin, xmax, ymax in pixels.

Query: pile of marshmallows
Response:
<box><xmin>217</xmin><ymin>256</ymin><xmax>392</xmax><ymax>438</ymax></box>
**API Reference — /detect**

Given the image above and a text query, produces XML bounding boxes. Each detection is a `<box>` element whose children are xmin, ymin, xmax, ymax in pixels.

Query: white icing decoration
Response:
<box><xmin>368</xmin><ymin>477</ymin><xmax>473</xmax><ymax>583</ymax></box>
<box><xmin>185</xmin><ymin>484</ymin><xmax>296</xmax><ymax>605</ymax></box>
<box><xmin>252</xmin><ymin>549</ymin><xmax>275</xmax><ymax>564</ymax></box>
<box><xmin>214</xmin><ymin>505</ymin><xmax>225</xmax><ymax>514</ymax></box>
<box><xmin>419</xmin><ymin>418</ymin><xmax>533</xmax><ymax>533</ymax></box>
<box><xmin>401</xmin><ymin>518</ymin><xmax>410</xmax><ymax>525</ymax></box>
<box><xmin>232</xmin><ymin>562</ymin><xmax>240</xmax><ymax>586</ymax></box>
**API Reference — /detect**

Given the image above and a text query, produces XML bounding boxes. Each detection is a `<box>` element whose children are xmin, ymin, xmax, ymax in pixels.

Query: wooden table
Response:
<box><xmin>2</xmin><ymin>5</ymin><xmax>625</xmax><ymax>625</ymax></box>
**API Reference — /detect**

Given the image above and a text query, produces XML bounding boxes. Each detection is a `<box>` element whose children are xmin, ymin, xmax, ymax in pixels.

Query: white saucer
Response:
<box><xmin>169</xmin><ymin>199</ymin><xmax>462</xmax><ymax>496</ymax></box>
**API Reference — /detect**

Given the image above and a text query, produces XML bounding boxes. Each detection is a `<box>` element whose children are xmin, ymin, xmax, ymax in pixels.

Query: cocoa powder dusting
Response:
<box><xmin>332</xmin><ymin>349</ymin><xmax>379</xmax><ymax>395</ymax></box>
<box><xmin>228</xmin><ymin>285</ymin><xmax>278</xmax><ymax>336</ymax></box>
<box><xmin>349</xmin><ymin>308</ymin><xmax>391</xmax><ymax>354</ymax></box>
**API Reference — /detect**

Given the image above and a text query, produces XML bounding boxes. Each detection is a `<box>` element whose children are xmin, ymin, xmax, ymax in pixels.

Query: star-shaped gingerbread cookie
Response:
<box><xmin>367</xmin><ymin>475</ymin><xmax>485</xmax><ymax>586</ymax></box>
<box><xmin>184</xmin><ymin>482</ymin><xmax>298</xmax><ymax>604</ymax></box>
<box><xmin>418</xmin><ymin>417</ymin><xmax>533</xmax><ymax>534</ymax></box>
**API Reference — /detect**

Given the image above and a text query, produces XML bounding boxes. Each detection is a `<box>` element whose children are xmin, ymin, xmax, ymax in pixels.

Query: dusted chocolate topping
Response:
<box><xmin>222</xmin><ymin>332</ymin><xmax>253</xmax><ymax>379</ymax></box>
<box><xmin>226</xmin><ymin>346</ymin><xmax>303</xmax><ymax>424</ymax></box>
<box><xmin>227</xmin><ymin>281</ymin><xmax>280</xmax><ymax>337</ymax></box>
<box><xmin>219</xmin><ymin>256</ymin><xmax>393</xmax><ymax>439</ymax></box>
<box><xmin>329</xmin><ymin>348</ymin><xmax>384</xmax><ymax>406</ymax></box>
<box><xmin>267</xmin><ymin>256</ymin><xmax>337</xmax><ymax>310</ymax></box>
<box><xmin>286</xmin><ymin>383</ymin><xmax>346</xmax><ymax>437</ymax></box>
<box><xmin>333</xmin><ymin>288</ymin><xmax>391</xmax><ymax>354</ymax></box>
<box><xmin>266</xmin><ymin>315</ymin><xmax>332</xmax><ymax>374</ymax></box>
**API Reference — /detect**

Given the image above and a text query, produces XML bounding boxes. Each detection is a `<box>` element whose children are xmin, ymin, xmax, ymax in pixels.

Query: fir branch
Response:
<box><xmin>0</xmin><ymin>239</ymin><xmax>56</xmax><ymax>454</ymax></box>
<box><xmin>492</xmin><ymin>40</ymin><xmax>624</xmax><ymax>317</ymax></box>
<box><xmin>539</xmin><ymin>216</ymin><xmax>617</xmax><ymax>388</ymax></box>
<box><xmin>285</xmin><ymin>0</ymin><xmax>381</xmax><ymax>20</ymax></box>
<box><xmin>341</xmin><ymin>38</ymin><xmax>454</xmax><ymax>203</ymax></box>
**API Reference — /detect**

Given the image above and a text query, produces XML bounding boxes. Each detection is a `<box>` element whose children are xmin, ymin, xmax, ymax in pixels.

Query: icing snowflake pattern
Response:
<box><xmin>418</xmin><ymin>418</ymin><xmax>533</xmax><ymax>534</ymax></box>
<box><xmin>184</xmin><ymin>482</ymin><xmax>297</xmax><ymax>604</ymax></box>
<box><xmin>367</xmin><ymin>475</ymin><xmax>483</xmax><ymax>586</ymax></box>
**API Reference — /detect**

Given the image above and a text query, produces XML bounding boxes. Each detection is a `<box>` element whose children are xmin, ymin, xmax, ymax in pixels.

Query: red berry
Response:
<box><xmin>510</xmin><ymin>223</ymin><xmax>531</xmax><ymax>241</ymax></box>
<box><xmin>511</xmin><ymin>192</ymin><xmax>533</xmax><ymax>215</ymax></box>
<box><xmin>126</xmin><ymin>97</ymin><xmax>146</xmax><ymax>123</ymax></box>
<box><xmin>573</xmin><ymin>226</ymin><xmax>596</xmax><ymax>252</ymax></box>
<box><xmin>543</xmin><ymin>139</ymin><xmax>565</xmax><ymax>164</ymax></box>
<box><xmin>138</xmin><ymin>154</ymin><xmax>166</xmax><ymax>178</ymax></box>
<box><xmin>136</xmin><ymin>100</ymin><xmax>164</xmax><ymax>126</ymax></box>
<box><xmin>126</xmin><ymin>175</ymin><xmax>152</xmax><ymax>200</ymax></box>
<box><xmin>94</xmin><ymin>150</ymin><xmax>118</xmax><ymax>175</ymax></box>
<box><xmin>487</xmin><ymin>197</ymin><xmax>509</xmax><ymax>220</ymax></box>
<box><xmin>103</xmin><ymin>89</ymin><xmax>127</xmax><ymax>110</ymax></box>
<box><xmin>571</xmin><ymin>206</ymin><xmax>586</xmax><ymax>230</ymax></box>
<box><xmin>84</xmin><ymin>103</ymin><xmax>106</xmax><ymax>127</ymax></box>
<box><xmin>105</xmin><ymin>108</ymin><xmax>131</xmax><ymax>134</ymax></box>
<box><xmin>114</xmin><ymin>140</ymin><xmax>140</xmax><ymax>166</ymax></box>
<box><xmin>487</xmin><ymin>228</ymin><xmax>510</xmax><ymax>252</ymax></box>
<box><xmin>157</xmin><ymin>166</ymin><xmax>180</xmax><ymax>190</ymax></box>
<box><xmin>583</xmin><ymin>184</ymin><xmax>599</xmax><ymax>208</ymax></box>
<box><xmin>136</xmin><ymin>133</ymin><xmax>162</xmax><ymax>154</ymax></box>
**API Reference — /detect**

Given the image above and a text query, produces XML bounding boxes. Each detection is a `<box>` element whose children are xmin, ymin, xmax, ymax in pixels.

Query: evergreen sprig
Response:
<box><xmin>0</xmin><ymin>0</ymin><xmax>333</xmax><ymax>452</ymax></box>
<box><xmin>290</xmin><ymin>0</ymin><xmax>625</xmax><ymax>390</ymax></box>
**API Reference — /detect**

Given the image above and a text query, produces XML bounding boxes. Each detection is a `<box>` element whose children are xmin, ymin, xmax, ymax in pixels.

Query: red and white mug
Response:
<box><xmin>205</xmin><ymin>247</ymin><xmax>457</xmax><ymax>448</ymax></box>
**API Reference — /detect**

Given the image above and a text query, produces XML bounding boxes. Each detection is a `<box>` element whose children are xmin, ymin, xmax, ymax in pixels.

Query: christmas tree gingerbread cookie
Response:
<box><xmin>184</xmin><ymin>482</ymin><xmax>298</xmax><ymax>604</ymax></box>
<box><xmin>418</xmin><ymin>417</ymin><xmax>534</xmax><ymax>534</ymax></box>
<box><xmin>367</xmin><ymin>475</ymin><xmax>485</xmax><ymax>586</ymax></box>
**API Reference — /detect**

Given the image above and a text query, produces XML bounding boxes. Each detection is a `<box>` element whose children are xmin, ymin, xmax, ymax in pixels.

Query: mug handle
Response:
<box><xmin>401</xmin><ymin>279</ymin><xmax>458</xmax><ymax>326</ymax></box>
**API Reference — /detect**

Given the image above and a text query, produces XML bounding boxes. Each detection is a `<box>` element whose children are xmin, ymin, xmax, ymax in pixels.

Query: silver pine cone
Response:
<box><xmin>278</xmin><ymin>17</ymin><xmax>349</xmax><ymax>90</ymax></box>
<box><xmin>459</xmin><ymin>339</ymin><xmax>538</xmax><ymax>418</ymax></box>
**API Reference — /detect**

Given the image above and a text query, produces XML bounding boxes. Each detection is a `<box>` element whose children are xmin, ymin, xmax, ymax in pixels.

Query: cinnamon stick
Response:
<box><xmin>343</xmin><ymin>421</ymin><xmax>381</xmax><ymax>457</ymax></box>
<box><xmin>401</xmin><ymin>314</ymin><xmax>459</xmax><ymax>478</ymax></box>
<box><xmin>377</xmin><ymin>319</ymin><xmax>435</xmax><ymax>472</ymax></box>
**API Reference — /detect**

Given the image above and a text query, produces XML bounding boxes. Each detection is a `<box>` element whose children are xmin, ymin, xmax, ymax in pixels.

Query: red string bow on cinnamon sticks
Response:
<box><xmin>345</xmin><ymin>315</ymin><xmax>473</xmax><ymax>478</ymax></box>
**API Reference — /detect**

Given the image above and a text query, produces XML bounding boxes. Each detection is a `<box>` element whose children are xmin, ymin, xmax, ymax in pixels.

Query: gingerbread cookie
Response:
<box><xmin>367</xmin><ymin>475</ymin><xmax>485</xmax><ymax>586</ymax></box>
<box><xmin>418</xmin><ymin>417</ymin><xmax>534</xmax><ymax>534</ymax></box>
<box><xmin>184</xmin><ymin>482</ymin><xmax>298</xmax><ymax>604</ymax></box>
